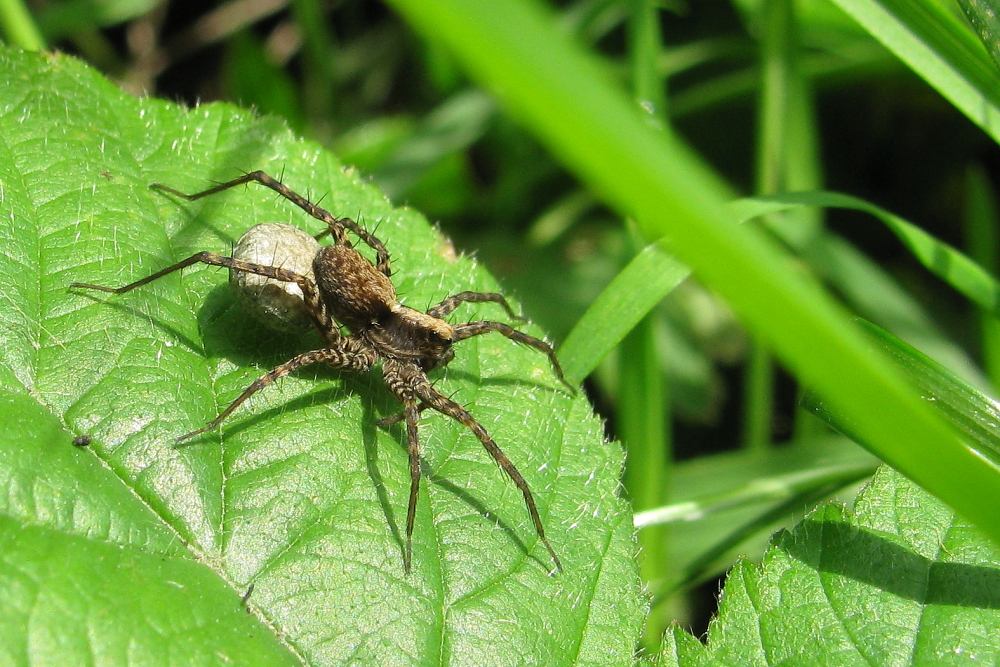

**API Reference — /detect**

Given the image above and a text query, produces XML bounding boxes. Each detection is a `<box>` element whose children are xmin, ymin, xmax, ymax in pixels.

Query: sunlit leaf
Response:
<box><xmin>0</xmin><ymin>48</ymin><xmax>643</xmax><ymax>666</ymax></box>
<box><xmin>658</xmin><ymin>467</ymin><xmax>1000</xmax><ymax>665</ymax></box>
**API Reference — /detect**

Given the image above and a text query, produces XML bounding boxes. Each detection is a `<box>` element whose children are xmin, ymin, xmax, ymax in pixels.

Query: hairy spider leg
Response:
<box><xmin>71</xmin><ymin>251</ymin><xmax>340</xmax><ymax>346</ymax></box>
<box><xmin>383</xmin><ymin>360</ymin><xmax>563</xmax><ymax>573</ymax></box>
<box><xmin>453</xmin><ymin>321</ymin><xmax>572</xmax><ymax>391</ymax></box>
<box><xmin>426</xmin><ymin>291</ymin><xmax>525</xmax><ymax>321</ymax></box>
<box><xmin>151</xmin><ymin>171</ymin><xmax>393</xmax><ymax>277</ymax></box>
<box><xmin>378</xmin><ymin>382</ymin><xmax>477</xmax><ymax>428</ymax></box>
<box><xmin>177</xmin><ymin>341</ymin><xmax>378</xmax><ymax>443</ymax></box>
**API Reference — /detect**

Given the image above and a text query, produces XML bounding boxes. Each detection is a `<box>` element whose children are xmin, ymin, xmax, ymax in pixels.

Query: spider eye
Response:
<box><xmin>428</xmin><ymin>325</ymin><xmax>453</xmax><ymax>343</ymax></box>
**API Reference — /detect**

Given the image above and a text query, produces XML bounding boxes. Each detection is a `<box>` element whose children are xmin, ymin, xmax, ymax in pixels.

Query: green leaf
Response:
<box><xmin>663</xmin><ymin>467</ymin><xmax>1000</xmax><ymax>664</ymax></box>
<box><xmin>0</xmin><ymin>48</ymin><xmax>643</xmax><ymax>665</ymax></box>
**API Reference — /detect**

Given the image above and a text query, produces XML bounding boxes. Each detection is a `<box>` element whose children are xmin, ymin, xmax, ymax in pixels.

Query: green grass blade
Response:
<box><xmin>381</xmin><ymin>0</ymin><xmax>1000</xmax><ymax>549</ymax></box>
<box><xmin>732</xmin><ymin>191</ymin><xmax>1000</xmax><ymax>316</ymax></box>
<box><xmin>806</xmin><ymin>319</ymin><xmax>1000</xmax><ymax>467</ymax></box>
<box><xmin>623</xmin><ymin>1</ymin><xmax>670</xmax><ymax>644</ymax></box>
<box><xmin>958</xmin><ymin>0</ymin><xmax>1000</xmax><ymax>71</ymax></box>
<box><xmin>34</xmin><ymin>0</ymin><xmax>155</xmax><ymax>40</ymax></box>
<box><xmin>965</xmin><ymin>166</ymin><xmax>1000</xmax><ymax>390</ymax></box>
<box><xmin>635</xmin><ymin>460</ymin><xmax>877</xmax><ymax>529</ymax></box>
<box><xmin>564</xmin><ymin>188</ymin><xmax>986</xmax><ymax>389</ymax></box>
<box><xmin>0</xmin><ymin>0</ymin><xmax>44</xmax><ymax>50</ymax></box>
<box><xmin>829</xmin><ymin>0</ymin><xmax>1000</xmax><ymax>145</ymax></box>
<box><xmin>559</xmin><ymin>243</ymin><xmax>690</xmax><ymax>383</ymax></box>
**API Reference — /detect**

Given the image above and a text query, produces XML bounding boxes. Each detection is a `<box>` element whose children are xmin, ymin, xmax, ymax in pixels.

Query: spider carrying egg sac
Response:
<box><xmin>229</xmin><ymin>223</ymin><xmax>319</xmax><ymax>333</ymax></box>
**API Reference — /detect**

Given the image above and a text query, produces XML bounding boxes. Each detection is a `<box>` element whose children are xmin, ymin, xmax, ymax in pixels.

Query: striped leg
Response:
<box><xmin>177</xmin><ymin>340</ymin><xmax>377</xmax><ymax>443</ymax></box>
<box><xmin>71</xmin><ymin>251</ymin><xmax>339</xmax><ymax>345</ymax></box>
<box><xmin>402</xmin><ymin>397</ymin><xmax>421</xmax><ymax>574</ymax></box>
<box><xmin>381</xmin><ymin>359</ymin><xmax>562</xmax><ymax>573</ymax></box>
<box><xmin>426</xmin><ymin>291</ymin><xmax>523</xmax><ymax>320</ymax></box>
<box><xmin>152</xmin><ymin>171</ymin><xmax>393</xmax><ymax>276</ymax></box>
<box><xmin>454</xmin><ymin>321</ymin><xmax>571</xmax><ymax>390</ymax></box>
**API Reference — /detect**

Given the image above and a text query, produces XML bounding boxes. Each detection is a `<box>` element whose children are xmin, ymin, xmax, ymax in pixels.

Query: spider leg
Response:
<box><xmin>402</xmin><ymin>397</ymin><xmax>421</xmax><ymax>574</ymax></box>
<box><xmin>177</xmin><ymin>339</ymin><xmax>376</xmax><ymax>443</ymax></box>
<box><xmin>412</xmin><ymin>375</ymin><xmax>563</xmax><ymax>572</ymax></box>
<box><xmin>453</xmin><ymin>321</ymin><xmax>572</xmax><ymax>391</ymax></box>
<box><xmin>426</xmin><ymin>291</ymin><xmax>525</xmax><ymax>321</ymax></box>
<box><xmin>151</xmin><ymin>171</ymin><xmax>393</xmax><ymax>277</ymax></box>
<box><xmin>72</xmin><ymin>251</ymin><xmax>340</xmax><ymax>346</ymax></box>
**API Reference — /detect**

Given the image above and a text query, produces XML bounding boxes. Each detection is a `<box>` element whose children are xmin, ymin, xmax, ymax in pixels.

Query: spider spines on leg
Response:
<box><xmin>453</xmin><ymin>320</ymin><xmax>574</xmax><ymax>393</ymax></box>
<box><xmin>175</xmin><ymin>423</ymin><xmax>216</xmax><ymax>445</ymax></box>
<box><xmin>427</xmin><ymin>291</ymin><xmax>525</xmax><ymax>321</ymax></box>
<box><xmin>543</xmin><ymin>538</ymin><xmax>563</xmax><ymax>573</ymax></box>
<box><xmin>69</xmin><ymin>281</ymin><xmax>119</xmax><ymax>294</ymax></box>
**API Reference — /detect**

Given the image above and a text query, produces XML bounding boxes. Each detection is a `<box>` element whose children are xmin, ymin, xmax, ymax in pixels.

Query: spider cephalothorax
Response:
<box><xmin>72</xmin><ymin>171</ymin><xmax>570</xmax><ymax>573</ymax></box>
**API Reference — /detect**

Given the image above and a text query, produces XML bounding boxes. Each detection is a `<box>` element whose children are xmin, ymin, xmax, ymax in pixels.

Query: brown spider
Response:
<box><xmin>71</xmin><ymin>171</ymin><xmax>570</xmax><ymax>573</ymax></box>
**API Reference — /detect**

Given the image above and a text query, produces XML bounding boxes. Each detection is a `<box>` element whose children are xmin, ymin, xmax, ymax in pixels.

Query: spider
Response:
<box><xmin>71</xmin><ymin>171</ymin><xmax>570</xmax><ymax>573</ymax></box>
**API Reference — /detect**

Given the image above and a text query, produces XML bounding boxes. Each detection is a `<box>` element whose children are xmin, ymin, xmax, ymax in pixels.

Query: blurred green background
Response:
<box><xmin>9</xmin><ymin>0</ymin><xmax>1000</xmax><ymax>646</ymax></box>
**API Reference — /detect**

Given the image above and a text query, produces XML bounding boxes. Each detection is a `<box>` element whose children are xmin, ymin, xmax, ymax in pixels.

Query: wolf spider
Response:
<box><xmin>72</xmin><ymin>171</ymin><xmax>570</xmax><ymax>573</ymax></box>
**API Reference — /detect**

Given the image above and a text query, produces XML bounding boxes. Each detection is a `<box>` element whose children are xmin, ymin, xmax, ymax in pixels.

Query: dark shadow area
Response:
<box><xmin>197</xmin><ymin>282</ymin><xmax>326</xmax><ymax>368</ymax></box>
<box><xmin>360</xmin><ymin>384</ymin><xmax>406</xmax><ymax>566</ymax></box>
<box><xmin>780</xmin><ymin>517</ymin><xmax>1000</xmax><ymax>609</ymax></box>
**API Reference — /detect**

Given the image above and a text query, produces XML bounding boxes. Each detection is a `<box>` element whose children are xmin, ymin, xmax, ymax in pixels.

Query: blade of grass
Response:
<box><xmin>651</xmin><ymin>475</ymin><xmax>862</xmax><ymax>602</ymax></box>
<box><xmin>732</xmin><ymin>191</ymin><xmax>1000</xmax><ymax>316</ymax></box>
<box><xmin>563</xmin><ymin>188</ymin><xmax>985</xmax><ymax>390</ymax></box>
<box><xmin>804</xmin><ymin>318</ymin><xmax>1000</xmax><ymax>467</ymax></box>
<box><xmin>0</xmin><ymin>0</ymin><xmax>45</xmax><ymax>50</ymax></box>
<box><xmin>559</xmin><ymin>242</ymin><xmax>690</xmax><ymax>383</ymax></box>
<box><xmin>829</xmin><ymin>0</ymin><xmax>1000</xmax><ymax>145</ymax></box>
<box><xmin>659</xmin><ymin>435</ymin><xmax>875</xmax><ymax>587</ymax></box>
<box><xmin>634</xmin><ymin>461</ymin><xmax>877</xmax><ymax>529</ymax></box>
<box><xmin>743</xmin><ymin>0</ymin><xmax>798</xmax><ymax>453</ymax></box>
<box><xmin>623</xmin><ymin>6</ymin><xmax>670</xmax><ymax>642</ymax></box>
<box><xmin>289</xmin><ymin>0</ymin><xmax>335</xmax><ymax>136</ymax></box>
<box><xmin>958</xmin><ymin>0</ymin><xmax>1000</xmax><ymax>71</ymax></box>
<box><xmin>382</xmin><ymin>0</ymin><xmax>1000</xmax><ymax>548</ymax></box>
<box><xmin>965</xmin><ymin>166</ymin><xmax>1000</xmax><ymax>391</ymax></box>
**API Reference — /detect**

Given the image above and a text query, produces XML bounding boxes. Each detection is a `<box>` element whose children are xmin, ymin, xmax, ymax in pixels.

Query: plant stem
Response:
<box><xmin>0</xmin><ymin>0</ymin><xmax>44</xmax><ymax>51</ymax></box>
<box><xmin>964</xmin><ymin>165</ymin><xmax>1000</xmax><ymax>391</ymax></box>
